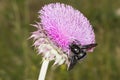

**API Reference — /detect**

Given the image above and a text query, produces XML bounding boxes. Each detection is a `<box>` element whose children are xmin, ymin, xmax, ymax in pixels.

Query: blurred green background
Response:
<box><xmin>0</xmin><ymin>0</ymin><xmax>120</xmax><ymax>80</ymax></box>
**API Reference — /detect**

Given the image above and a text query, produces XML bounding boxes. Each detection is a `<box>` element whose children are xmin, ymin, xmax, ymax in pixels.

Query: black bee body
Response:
<box><xmin>68</xmin><ymin>43</ymin><xmax>97</xmax><ymax>70</ymax></box>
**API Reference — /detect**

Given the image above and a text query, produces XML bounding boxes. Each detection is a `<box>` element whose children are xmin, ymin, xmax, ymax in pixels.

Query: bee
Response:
<box><xmin>68</xmin><ymin>43</ymin><xmax>97</xmax><ymax>70</ymax></box>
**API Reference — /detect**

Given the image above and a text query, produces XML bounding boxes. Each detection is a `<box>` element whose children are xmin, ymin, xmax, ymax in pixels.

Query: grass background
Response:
<box><xmin>0</xmin><ymin>0</ymin><xmax>120</xmax><ymax>80</ymax></box>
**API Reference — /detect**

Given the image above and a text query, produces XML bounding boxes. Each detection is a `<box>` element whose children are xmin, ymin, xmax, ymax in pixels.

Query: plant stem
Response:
<box><xmin>38</xmin><ymin>60</ymin><xmax>49</xmax><ymax>80</ymax></box>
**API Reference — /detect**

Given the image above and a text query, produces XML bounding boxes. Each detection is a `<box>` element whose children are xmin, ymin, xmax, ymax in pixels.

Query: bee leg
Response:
<box><xmin>68</xmin><ymin>55</ymin><xmax>78</xmax><ymax>71</ymax></box>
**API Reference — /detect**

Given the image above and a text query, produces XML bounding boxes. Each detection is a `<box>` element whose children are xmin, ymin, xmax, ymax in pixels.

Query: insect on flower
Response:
<box><xmin>68</xmin><ymin>43</ymin><xmax>97</xmax><ymax>70</ymax></box>
<box><xmin>31</xmin><ymin>3</ymin><xmax>97</xmax><ymax>73</ymax></box>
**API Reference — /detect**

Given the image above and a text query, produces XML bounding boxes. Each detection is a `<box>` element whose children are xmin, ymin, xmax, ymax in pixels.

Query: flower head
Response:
<box><xmin>31</xmin><ymin>3</ymin><xmax>97</xmax><ymax>70</ymax></box>
<box><xmin>39</xmin><ymin>3</ymin><xmax>95</xmax><ymax>52</ymax></box>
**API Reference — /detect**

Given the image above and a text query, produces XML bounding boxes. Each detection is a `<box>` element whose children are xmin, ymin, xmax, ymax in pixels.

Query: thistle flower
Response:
<box><xmin>31</xmin><ymin>3</ymin><xmax>97</xmax><ymax>71</ymax></box>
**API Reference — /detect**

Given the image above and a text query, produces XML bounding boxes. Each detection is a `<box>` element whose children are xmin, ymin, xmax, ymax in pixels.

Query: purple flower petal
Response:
<box><xmin>39</xmin><ymin>3</ymin><xmax>95</xmax><ymax>52</ymax></box>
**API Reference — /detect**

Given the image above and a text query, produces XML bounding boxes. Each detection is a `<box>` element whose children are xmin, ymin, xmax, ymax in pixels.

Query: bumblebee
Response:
<box><xmin>68</xmin><ymin>43</ymin><xmax>97</xmax><ymax>70</ymax></box>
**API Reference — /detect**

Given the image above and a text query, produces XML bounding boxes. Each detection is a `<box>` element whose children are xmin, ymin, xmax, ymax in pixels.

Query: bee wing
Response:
<box><xmin>82</xmin><ymin>43</ymin><xmax>97</xmax><ymax>50</ymax></box>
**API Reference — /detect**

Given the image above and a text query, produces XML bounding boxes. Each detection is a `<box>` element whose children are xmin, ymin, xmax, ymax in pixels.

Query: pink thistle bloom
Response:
<box><xmin>31</xmin><ymin>3</ymin><xmax>97</xmax><ymax>70</ymax></box>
